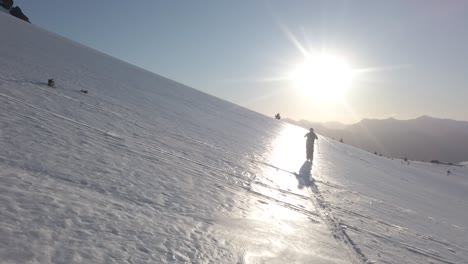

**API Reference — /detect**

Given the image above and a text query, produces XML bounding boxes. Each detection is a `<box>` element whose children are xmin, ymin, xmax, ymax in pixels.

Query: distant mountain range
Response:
<box><xmin>284</xmin><ymin>116</ymin><xmax>468</xmax><ymax>164</ymax></box>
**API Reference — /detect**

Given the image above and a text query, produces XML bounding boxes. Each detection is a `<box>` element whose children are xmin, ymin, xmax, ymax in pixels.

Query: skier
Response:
<box><xmin>304</xmin><ymin>128</ymin><xmax>318</xmax><ymax>161</ymax></box>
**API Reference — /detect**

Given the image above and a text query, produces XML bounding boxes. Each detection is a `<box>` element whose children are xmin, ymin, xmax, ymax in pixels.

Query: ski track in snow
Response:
<box><xmin>309</xmin><ymin>176</ymin><xmax>466</xmax><ymax>264</ymax></box>
<box><xmin>305</xmin><ymin>180</ymin><xmax>370</xmax><ymax>264</ymax></box>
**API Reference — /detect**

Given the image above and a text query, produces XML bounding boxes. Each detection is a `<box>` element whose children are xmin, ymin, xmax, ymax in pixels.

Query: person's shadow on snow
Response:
<box><xmin>295</xmin><ymin>160</ymin><xmax>314</xmax><ymax>189</ymax></box>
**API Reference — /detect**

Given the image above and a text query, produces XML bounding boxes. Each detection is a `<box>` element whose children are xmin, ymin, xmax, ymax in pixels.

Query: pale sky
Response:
<box><xmin>17</xmin><ymin>0</ymin><xmax>468</xmax><ymax>123</ymax></box>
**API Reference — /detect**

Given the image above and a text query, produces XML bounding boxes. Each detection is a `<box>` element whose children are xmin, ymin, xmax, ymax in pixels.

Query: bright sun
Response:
<box><xmin>290</xmin><ymin>53</ymin><xmax>354</xmax><ymax>103</ymax></box>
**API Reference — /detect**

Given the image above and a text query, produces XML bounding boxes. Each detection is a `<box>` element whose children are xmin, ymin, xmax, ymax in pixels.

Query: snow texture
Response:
<box><xmin>1</xmin><ymin>12</ymin><xmax>467</xmax><ymax>264</ymax></box>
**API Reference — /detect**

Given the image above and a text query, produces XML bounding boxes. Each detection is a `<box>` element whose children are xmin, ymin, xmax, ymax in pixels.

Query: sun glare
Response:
<box><xmin>290</xmin><ymin>53</ymin><xmax>354</xmax><ymax>103</ymax></box>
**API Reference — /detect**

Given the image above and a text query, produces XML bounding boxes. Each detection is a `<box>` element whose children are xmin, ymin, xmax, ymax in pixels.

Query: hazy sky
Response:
<box><xmin>17</xmin><ymin>0</ymin><xmax>468</xmax><ymax>123</ymax></box>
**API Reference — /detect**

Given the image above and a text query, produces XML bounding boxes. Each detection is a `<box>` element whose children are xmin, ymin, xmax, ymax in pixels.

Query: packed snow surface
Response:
<box><xmin>1</xmin><ymin>12</ymin><xmax>468</xmax><ymax>264</ymax></box>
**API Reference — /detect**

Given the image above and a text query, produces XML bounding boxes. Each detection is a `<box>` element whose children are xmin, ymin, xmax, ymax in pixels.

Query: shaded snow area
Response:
<box><xmin>1</xmin><ymin>12</ymin><xmax>467</xmax><ymax>264</ymax></box>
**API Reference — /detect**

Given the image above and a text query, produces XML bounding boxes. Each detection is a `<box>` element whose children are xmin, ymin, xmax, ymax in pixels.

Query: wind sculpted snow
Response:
<box><xmin>1</xmin><ymin>12</ymin><xmax>468</xmax><ymax>264</ymax></box>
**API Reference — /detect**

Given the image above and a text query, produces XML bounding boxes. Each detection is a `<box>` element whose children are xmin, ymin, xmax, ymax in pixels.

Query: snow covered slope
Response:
<box><xmin>1</xmin><ymin>12</ymin><xmax>467</xmax><ymax>264</ymax></box>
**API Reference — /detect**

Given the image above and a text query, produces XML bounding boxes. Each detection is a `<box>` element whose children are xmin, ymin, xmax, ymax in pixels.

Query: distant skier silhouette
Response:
<box><xmin>47</xmin><ymin>78</ymin><xmax>55</xmax><ymax>87</ymax></box>
<box><xmin>304</xmin><ymin>128</ymin><xmax>318</xmax><ymax>161</ymax></box>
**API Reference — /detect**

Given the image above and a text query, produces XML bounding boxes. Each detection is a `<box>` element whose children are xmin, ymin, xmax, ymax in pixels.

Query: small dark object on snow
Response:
<box><xmin>275</xmin><ymin>113</ymin><xmax>281</xmax><ymax>120</ymax></box>
<box><xmin>80</xmin><ymin>89</ymin><xmax>88</xmax><ymax>94</ymax></box>
<box><xmin>447</xmin><ymin>170</ymin><xmax>451</xmax><ymax>176</ymax></box>
<box><xmin>340</xmin><ymin>138</ymin><xmax>344</xmax><ymax>143</ymax></box>
<box><xmin>47</xmin><ymin>79</ymin><xmax>55</xmax><ymax>87</ymax></box>
<box><xmin>10</xmin><ymin>6</ymin><xmax>30</xmax><ymax>23</ymax></box>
